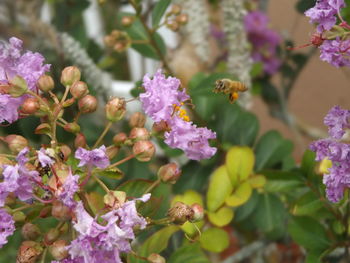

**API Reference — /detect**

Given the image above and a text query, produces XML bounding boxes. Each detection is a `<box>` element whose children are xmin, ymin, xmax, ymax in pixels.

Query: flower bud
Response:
<box><xmin>122</xmin><ymin>16</ymin><xmax>135</xmax><ymax>27</ymax></box>
<box><xmin>113</xmin><ymin>132</ymin><xmax>127</xmax><ymax>146</ymax></box>
<box><xmin>70</xmin><ymin>81</ymin><xmax>88</xmax><ymax>99</ymax></box>
<box><xmin>62</xmin><ymin>97</ymin><xmax>75</xmax><ymax>107</ymax></box>
<box><xmin>44</xmin><ymin>228</ymin><xmax>60</xmax><ymax>245</ymax></box>
<box><xmin>74</xmin><ymin>133</ymin><xmax>87</xmax><ymax>148</ymax></box>
<box><xmin>166</xmin><ymin>21</ymin><xmax>180</xmax><ymax>32</ymax></box>
<box><xmin>60</xmin><ymin>66</ymin><xmax>81</xmax><ymax>86</ymax></box>
<box><xmin>21</xmin><ymin>223</ymin><xmax>41</xmax><ymax>240</ymax></box>
<box><xmin>59</xmin><ymin>145</ymin><xmax>71</xmax><ymax>161</ymax></box>
<box><xmin>49</xmin><ymin>240</ymin><xmax>69</xmax><ymax>260</ymax></box>
<box><xmin>5</xmin><ymin>135</ymin><xmax>28</xmax><ymax>153</ymax></box>
<box><xmin>21</xmin><ymin>97</ymin><xmax>40</xmax><ymax>114</ymax></box>
<box><xmin>168</xmin><ymin>202</ymin><xmax>194</xmax><ymax>225</ymax></box>
<box><xmin>52</xmin><ymin>201</ymin><xmax>71</xmax><ymax>221</ymax></box>
<box><xmin>78</xmin><ymin>95</ymin><xmax>97</xmax><ymax>114</ymax></box>
<box><xmin>129</xmin><ymin>128</ymin><xmax>150</xmax><ymax>142</ymax></box>
<box><xmin>189</xmin><ymin>203</ymin><xmax>204</xmax><ymax>222</ymax></box>
<box><xmin>133</xmin><ymin>140</ymin><xmax>155</xmax><ymax>162</ymax></box>
<box><xmin>129</xmin><ymin>112</ymin><xmax>146</xmax><ymax>128</ymax></box>
<box><xmin>35</xmin><ymin>123</ymin><xmax>51</xmax><ymax>135</ymax></box>
<box><xmin>170</xmin><ymin>4</ymin><xmax>182</xmax><ymax>15</ymax></box>
<box><xmin>158</xmin><ymin>163</ymin><xmax>181</xmax><ymax>184</ymax></box>
<box><xmin>176</xmin><ymin>13</ymin><xmax>188</xmax><ymax>25</ymax></box>
<box><xmin>64</xmin><ymin>122</ymin><xmax>80</xmax><ymax>134</ymax></box>
<box><xmin>147</xmin><ymin>253</ymin><xmax>166</xmax><ymax>263</ymax></box>
<box><xmin>152</xmin><ymin>121</ymin><xmax>170</xmax><ymax>134</ymax></box>
<box><xmin>105</xmin><ymin>97</ymin><xmax>126</xmax><ymax>122</ymax></box>
<box><xmin>37</xmin><ymin>75</ymin><xmax>54</xmax><ymax>92</ymax></box>
<box><xmin>17</xmin><ymin>241</ymin><xmax>43</xmax><ymax>263</ymax></box>
<box><xmin>12</xmin><ymin>211</ymin><xmax>26</xmax><ymax>222</ymax></box>
<box><xmin>106</xmin><ymin>146</ymin><xmax>119</xmax><ymax>159</ymax></box>
<box><xmin>113</xmin><ymin>42</ymin><xmax>129</xmax><ymax>53</ymax></box>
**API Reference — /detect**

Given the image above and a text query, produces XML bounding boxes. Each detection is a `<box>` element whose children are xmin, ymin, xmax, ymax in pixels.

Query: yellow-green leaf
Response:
<box><xmin>200</xmin><ymin>228</ymin><xmax>229</xmax><ymax>253</ymax></box>
<box><xmin>247</xmin><ymin>175</ymin><xmax>266</xmax><ymax>188</ymax></box>
<box><xmin>206</xmin><ymin>166</ymin><xmax>233</xmax><ymax>212</ymax></box>
<box><xmin>226</xmin><ymin>146</ymin><xmax>255</xmax><ymax>185</ymax></box>
<box><xmin>225</xmin><ymin>182</ymin><xmax>252</xmax><ymax>207</ymax></box>
<box><xmin>208</xmin><ymin>207</ymin><xmax>234</xmax><ymax>227</ymax></box>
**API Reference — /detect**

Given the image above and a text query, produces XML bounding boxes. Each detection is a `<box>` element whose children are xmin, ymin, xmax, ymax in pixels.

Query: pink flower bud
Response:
<box><xmin>21</xmin><ymin>223</ymin><xmax>41</xmax><ymax>240</ymax></box>
<box><xmin>64</xmin><ymin>122</ymin><xmax>80</xmax><ymax>134</ymax></box>
<box><xmin>129</xmin><ymin>127</ymin><xmax>150</xmax><ymax>142</ymax></box>
<box><xmin>21</xmin><ymin>97</ymin><xmax>40</xmax><ymax>114</ymax></box>
<box><xmin>129</xmin><ymin>112</ymin><xmax>146</xmax><ymax>128</ymax></box>
<box><xmin>78</xmin><ymin>95</ymin><xmax>97</xmax><ymax>114</ymax></box>
<box><xmin>49</xmin><ymin>240</ymin><xmax>69</xmax><ymax>260</ymax></box>
<box><xmin>113</xmin><ymin>132</ymin><xmax>128</xmax><ymax>146</ymax></box>
<box><xmin>70</xmin><ymin>81</ymin><xmax>88</xmax><ymax>99</ymax></box>
<box><xmin>147</xmin><ymin>253</ymin><xmax>166</xmax><ymax>263</ymax></box>
<box><xmin>167</xmin><ymin>201</ymin><xmax>194</xmax><ymax>225</ymax></box>
<box><xmin>189</xmin><ymin>203</ymin><xmax>204</xmax><ymax>222</ymax></box>
<box><xmin>122</xmin><ymin>16</ymin><xmax>135</xmax><ymax>27</ymax></box>
<box><xmin>51</xmin><ymin>201</ymin><xmax>71</xmax><ymax>221</ymax></box>
<box><xmin>17</xmin><ymin>241</ymin><xmax>43</xmax><ymax>263</ymax></box>
<box><xmin>74</xmin><ymin>133</ymin><xmax>87</xmax><ymax>148</ymax></box>
<box><xmin>105</xmin><ymin>97</ymin><xmax>126</xmax><ymax>122</ymax></box>
<box><xmin>158</xmin><ymin>163</ymin><xmax>181</xmax><ymax>184</ymax></box>
<box><xmin>60</xmin><ymin>66</ymin><xmax>81</xmax><ymax>86</ymax></box>
<box><xmin>106</xmin><ymin>146</ymin><xmax>119</xmax><ymax>159</ymax></box>
<box><xmin>133</xmin><ymin>140</ymin><xmax>155</xmax><ymax>162</ymax></box>
<box><xmin>4</xmin><ymin>135</ymin><xmax>28</xmax><ymax>153</ymax></box>
<box><xmin>44</xmin><ymin>229</ymin><xmax>60</xmax><ymax>245</ymax></box>
<box><xmin>37</xmin><ymin>75</ymin><xmax>54</xmax><ymax>92</ymax></box>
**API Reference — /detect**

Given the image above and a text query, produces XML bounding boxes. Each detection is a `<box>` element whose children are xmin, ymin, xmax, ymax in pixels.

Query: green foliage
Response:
<box><xmin>295</xmin><ymin>0</ymin><xmax>316</xmax><ymax>13</ymax></box>
<box><xmin>199</xmin><ymin>228</ymin><xmax>229</xmax><ymax>253</ymax></box>
<box><xmin>168</xmin><ymin>243</ymin><xmax>211</xmax><ymax>263</ymax></box>
<box><xmin>152</xmin><ymin>0</ymin><xmax>171</xmax><ymax>28</ymax></box>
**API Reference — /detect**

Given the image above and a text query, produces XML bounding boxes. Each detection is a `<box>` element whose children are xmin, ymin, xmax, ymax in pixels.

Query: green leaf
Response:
<box><xmin>206</xmin><ymin>166</ymin><xmax>233</xmax><ymax>212</ymax></box>
<box><xmin>96</xmin><ymin>167</ymin><xmax>123</xmax><ymax>180</ymax></box>
<box><xmin>262</xmin><ymin>170</ymin><xmax>304</xmax><ymax>193</ymax></box>
<box><xmin>169</xmin><ymin>243</ymin><xmax>210</xmax><ymax>263</ymax></box>
<box><xmin>208</xmin><ymin>207</ymin><xmax>234</xmax><ymax>227</ymax></box>
<box><xmin>226</xmin><ymin>146</ymin><xmax>255</xmax><ymax>184</ymax></box>
<box><xmin>225</xmin><ymin>182</ymin><xmax>252</xmax><ymax>207</ymax></box>
<box><xmin>254</xmin><ymin>130</ymin><xmax>293</xmax><ymax>170</ymax></box>
<box><xmin>301</xmin><ymin>150</ymin><xmax>317</xmax><ymax>178</ymax></box>
<box><xmin>199</xmin><ymin>228</ymin><xmax>229</xmax><ymax>253</ymax></box>
<box><xmin>117</xmin><ymin>179</ymin><xmax>153</xmax><ymax>197</ymax></box>
<box><xmin>293</xmin><ymin>191</ymin><xmax>323</xmax><ymax>216</ymax></box>
<box><xmin>234</xmin><ymin>191</ymin><xmax>259</xmax><ymax>222</ymax></box>
<box><xmin>152</xmin><ymin>0</ymin><xmax>171</xmax><ymax>27</ymax></box>
<box><xmin>252</xmin><ymin>193</ymin><xmax>286</xmax><ymax>232</ymax></box>
<box><xmin>288</xmin><ymin>216</ymin><xmax>330</xmax><ymax>252</ymax></box>
<box><xmin>296</xmin><ymin>0</ymin><xmax>316</xmax><ymax>14</ymax></box>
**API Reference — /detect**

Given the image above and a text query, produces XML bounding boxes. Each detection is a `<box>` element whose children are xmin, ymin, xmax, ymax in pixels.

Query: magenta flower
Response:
<box><xmin>75</xmin><ymin>145</ymin><xmax>110</xmax><ymax>169</ymax></box>
<box><xmin>0</xmin><ymin>209</ymin><xmax>15</xmax><ymax>248</ymax></box>
<box><xmin>319</xmin><ymin>39</ymin><xmax>350</xmax><ymax>67</ymax></box>
<box><xmin>0</xmin><ymin>37</ymin><xmax>50</xmax><ymax>124</ymax></box>
<box><xmin>324</xmin><ymin>106</ymin><xmax>350</xmax><ymax>139</ymax></box>
<box><xmin>56</xmin><ymin>171</ymin><xmax>79</xmax><ymax>208</ymax></box>
<box><xmin>37</xmin><ymin>148</ymin><xmax>55</xmax><ymax>167</ymax></box>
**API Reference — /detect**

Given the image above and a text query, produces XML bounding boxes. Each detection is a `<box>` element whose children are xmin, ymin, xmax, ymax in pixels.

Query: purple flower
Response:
<box><xmin>37</xmin><ymin>148</ymin><xmax>55</xmax><ymax>167</ymax></box>
<box><xmin>56</xmin><ymin>171</ymin><xmax>79</xmax><ymax>208</ymax></box>
<box><xmin>0</xmin><ymin>209</ymin><xmax>15</xmax><ymax>248</ymax></box>
<box><xmin>324</xmin><ymin>106</ymin><xmax>350</xmax><ymax>139</ymax></box>
<box><xmin>140</xmin><ymin>69</ymin><xmax>189</xmax><ymax>123</ymax></box>
<box><xmin>75</xmin><ymin>146</ymin><xmax>110</xmax><ymax>169</ymax></box>
<box><xmin>319</xmin><ymin>39</ymin><xmax>350</xmax><ymax>67</ymax></box>
<box><xmin>305</xmin><ymin>0</ymin><xmax>345</xmax><ymax>33</ymax></box>
<box><xmin>165</xmin><ymin>117</ymin><xmax>217</xmax><ymax>161</ymax></box>
<box><xmin>0</xmin><ymin>37</ymin><xmax>50</xmax><ymax>124</ymax></box>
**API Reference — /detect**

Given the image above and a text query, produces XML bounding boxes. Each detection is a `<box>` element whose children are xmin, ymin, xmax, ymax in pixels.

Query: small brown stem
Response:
<box><xmin>143</xmin><ymin>179</ymin><xmax>161</xmax><ymax>194</ymax></box>
<box><xmin>93</xmin><ymin>121</ymin><xmax>113</xmax><ymax>148</ymax></box>
<box><xmin>61</xmin><ymin>85</ymin><xmax>70</xmax><ymax>103</ymax></box>
<box><xmin>109</xmin><ymin>154</ymin><xmax>135</xmax><ymax>168</ymax></box>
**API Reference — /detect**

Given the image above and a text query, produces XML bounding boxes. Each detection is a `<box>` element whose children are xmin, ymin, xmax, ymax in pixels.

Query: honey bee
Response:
<box><xmin>213</xmin><ymin>79</ymin><xmax>248</xmax><ymax>103</ymax></box>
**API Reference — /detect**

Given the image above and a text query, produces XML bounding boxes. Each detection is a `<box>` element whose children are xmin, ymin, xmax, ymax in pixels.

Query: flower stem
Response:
<box><xmin>109</xmin><ymin>154</ymin><xmax>135</xmax><ymax>168</ymax></box>
<box><xmin>92</xmin><ymin>173</ymin><xmax>110</xmax><ymax>193</ymax></box>
<box><xmin>93</xmin><ymin>121</ymin><xmax>113</xmax><ymax>148</ymax></box>
<box><xmin>61</xmin><ymin>85</ymin><xmax>70</xmax><ymax>103</ymax></box>
<box><xmin>40</xmin><ymin>248</ymin><xmax>47</xmax><ymax>263</ymax></box>
<box><xmin>11</xmin><ymin>204</ymin><xmax>35</xmax><ymax>213</ymax></box>
<box><xmin>144</xmin><ymin>179</ymin><xmax>161</xmax><ymax>194</ymax></box>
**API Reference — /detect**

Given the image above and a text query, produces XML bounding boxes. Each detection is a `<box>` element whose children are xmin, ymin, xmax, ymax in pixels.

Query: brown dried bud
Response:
<box><xmin>74</xmin><ymin>133</ymin><xmax>87</xmax><ymax>148</ymax></box>
<box><xmin>133</xmin><ymin>140</ymin><xmax>155</xmax><ymax>162</ymax></box>
<box><xmin>59</xmin><ymin>145</ymin><xmax>71</xmax><ymax>161</ymax></box>
<box><xmin>106</xmin><ymin>97</ymin><xmax>126</xmax><ymax>122</ymax></box>
<box><xmin>147</xmin><ymin>253</ymin><xmax>166</xmax><ymax>263</ymax></box>
<box><xmin>44</xmin><ymin>228</ymin><xmax>60</xmax><ymax>245</ymax></box>
<box><xmin>70</xmin><ymin>81</ymin><xmax>89</xmax><ymax>99</ymax></box>
<box><xmin>166</xmin><ymin>21</ymin><xmax>180</xmax><ymax>31</ymax></box>
<box><xmin>49</xmin><ymin>240</ymin><xmax>69</xmax><ymax>260</ymax></box>
<box><xmin>176</xmin><ymin>13</ymin><xmax>188</xmax><ymax>25</ymax></box>
<box><xmin>122</xmin><ymin>16</ymin><xmax>135</xmax><ymax>27</ymax></box>
<box><xmin>52</xmin><ymin>201</ymin><xmax>71</xmax><ymax>221</ymax></box>
<box><xmin>21</xmin><ymin>223</ymin><xmax>41</xmax><ymax>240</ymax></box>
<box><xmin>170</xmin><ymin>4</ymin><xmax>182</xmax><ymax>15</ymax></box>
<box><xmin>113</xmin><ymin>132</ymin><xmax>127</xmax><ymax>146</ymax></box>
<box><xmin>106</xmin><ymin>146</ymin><xmax>119</xmax><ymax>159</ymax></box>
<box><xmin>129</xmin><ymin>112</ymin><xmax>146</xmax><ymax>128</ymax></box>
<box><xmin>60</xmin><ymin>66</ymin><xmax>81</xmax><ymax>86</ymax></box>
<box><xmin>152</xmin><ymin>120</ymin><xmax>170</xmax><ymax>134</ymax></box>
<box><xmin>189</xmin><ymin>203</ymin><xmax>204</xmax><ymax>222</ymax></box>
<box><xmin>17</xmin><ymin>241</ymin><xmax>43</xmax><ymax>263</ymax></box>
<box><xmin>78</xmin><ymin>95</ymin><xmax>97</xmax><ymax>114</ymax></box>
<box><xmin>158</xmin><ymin>163</ymin><xmax>181</xmax><ymax>184</ymax></box>
<box><xmin>64</xmin><ymin>122</ymin><xmax>80</xmax><ymax>134</ymax></box>
<box><xmin>12</xmin><ymin>211</ymin><xmax>26</xmax><ymax>222</ymax></box>
<box><xmin>129</xmin><ymin>128</ymin><xmax>150</xmax><ymax>142</ymax></box>
<box><xmin>167</xmin><ymin>201</ymin><xmax>193</xmax><ymax>225</ymax></box>
<box><xmin>21</xmin><ymin>97</ymin><xmax>40</xmax><ymax>114</ymax></box>
<box><xmin>5</xmin><ymin>135</ymin><xmax>28</xmax><ymax>153</ymax></box>
<box><xmin>37</xmin><ymin>75</ymin><xmax>54</xmax><ymax>92</ymax></box>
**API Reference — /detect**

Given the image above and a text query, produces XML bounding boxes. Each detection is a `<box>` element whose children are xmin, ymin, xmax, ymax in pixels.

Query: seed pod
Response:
<box><xmin>37</xmin><ymin>75</ymin><xmax>54</xmax><ymax>92</ymax></box>
<box><xmin>44</xmin><ymin>228</ymin><xmax>60</xmax><ymax>245</ymax></box>
<box><xmin>189</xmin><ymin>203</ymin><xmax>204</xmax><ymax>222</ymax></box>
<box><xmin>21</xmin><ymin>223</ymin><xmax>41</xmax><ymax>240</ymax></box>
<box><xmin>51</xmin><ymin>201</ymin><xmax>71</xmax><ymax>221</ymax></box>
<box><xmin>167</xmin><ymin>201</ymin><xmax>193</xmax><ymax>225</ymax></box>
<box><xmin>129</xmin><ymin>128</ymin><xmax>150</xmax><ymax>142</ymax></box>
<box><xmin>60</xmin><ymin>66</ymin><xmax>81</xmax><ymax>86</ymax></box>
<box><xmin>74</xmin><ymin>133</ymin><xmax>87</xmax><ymax>148</ymax></box>
<box><xmin>21</xmin><ymin>98</ymin><xmax>40</xmax><ymax>114</ymax></box>
<box><xmin>158</xmin><ymin>163</ymin><xmax>181</xmax><ymax>184</ymax></box>
<box><xmin>129</xmin><ymin>112</ymin><xmax>146</xmax><ymax>128</ymax></box>
<box><xmin>133</xmin><ymin>140</ymin><xmax>155</xmax><ymax>162</ymax></box>
<box><xmin>4</xmin><ymin>135</ymin><xmax>28</xmax><ymax>153</ymax></box>
<box><xmin>49</xmin><ymin>240</ymin><xmax>69</xmax><ymax>260</ymax></box>
<box><xmin>105</xmin><ymin>97</ymin><xmax>126</xmax><ymax>122</ymax></box>
<box><xmin>78</xmin><ymin>95</ymin><xmax>97</xmax><ymax>114</ymax></box>
<box><xmin>70</xmin><ymin>81</ymin><xmax>88</xmax><ymax>99</ymax></box>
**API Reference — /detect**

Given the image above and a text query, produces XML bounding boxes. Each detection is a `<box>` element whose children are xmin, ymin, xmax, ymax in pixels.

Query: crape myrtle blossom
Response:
<box><xmin>55</xmin><ymin>171</ymin><xmax>79</xmax><ymax>208</ymax></box>
<box><xmin>63</xmin><ymin>194</ymin><xmax>151</xmax><ymax>263</ymax></box>
<box><xmin>0</xmin><ymin>209</ymin><xmax>15</xmax><ymax>248</ymax></box>
<box><xmin>140</xmin><ymin>70</ymin><xmax>217</xmax><ymax>161</ymax></box>
<box><xmin>0</xmin><ymin>37</ymin><xmax>50</xmax><ymax>123</ymax></box>
<box><xmin>37</xmin><ymin>147</ymin><xmax>55</xmax><ymax>167</ymax></box>
<box><xmin>319</xmin><ymin>38</ymin><xmax>350</xmax><ymax>67</ymax></box>
<box><xmin>0</xmin><ymin>147</ymin><xmax>39</xmax><ymax>206</ymax></box>
<box><xmin>310</xmin><ymin>106</ymin><xmax>350</xmax><ymax>202</ymax></box>
<box><xmin>75</xmin><ymin>145</ymin><xmax>110</xmax><ymax>169</ymax></box>
<box><xmin>244</xmin><ymin>11</ymin><xmax>281</xmax><ymax>75</ymax></box>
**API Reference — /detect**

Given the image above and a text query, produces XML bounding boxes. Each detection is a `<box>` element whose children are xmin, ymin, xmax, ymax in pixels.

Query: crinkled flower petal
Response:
<box><xmin>57</xmin><ymin>173</ymin><xmax>79</xmax><ymax>208</ymax></box>
<box><xmin>75</xmin><ymin>146</ymin><xmax>110</xmax><ymax>169</ymax></box>
<box><xmin>0</xmin><ymin>209</ymin><xmax>15</xmax><ymax>248</ymax></box>
<box><xmin>323</xmin><ymin>105</ymin><xmax>350</xmax><ymax>139</ymax></box>
<box><xmin>37</xmin><ymin>148</ymin><xmax>55</xmax><ymax>167</ymax></box>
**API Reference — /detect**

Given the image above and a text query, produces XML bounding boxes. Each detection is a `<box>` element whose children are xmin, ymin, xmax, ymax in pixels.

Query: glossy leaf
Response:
<box><xmin>208</xmin><ymin>207</ymin><xmax>234</xmax><ymax>227</ymax></box>
<box><xmin>262</xmin><ymin>170</ymin><xmax>304</xmax><ymax>193</ymax></box>
<box><xmin>234</xmin><ymin>191</ymin><xmax>259</xmax><ymax>222</ymax></box>
<box><xmin>293</xmin><ymin>191</ymin><xmax>323</xmax><ymax>216</ymax></box>
<box><xmin>206</xmin><ymin>166</ymin><xmax>233</xmax><ymax>212</ymax></box>
<box><xmin>117</xmin><ymin>179</ymin><xmax>153</xmax><ymax>197</ymax></box>
<box><xmin>225</xmin><ymin>182</ymin><xmax>252</xmax><ymax>207</ymax></box>
<box><xmin>199</xmin><ymin>228</ymin><xmax>229</xmax><ymax>253</ymax></box>
<box><xmin>96</xmin><ymin>167</ymin><xmax>123</xmax><ymax>180</ymax></box>
<box><xmin>226</xmin><ymin>146</ymin><xmax>255</xmax><ymax>184</ymax></box>
<box><xmin>152</xmin><ymin>0</ymin><xmax>171</xmax><ymax>27</ymax></box>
